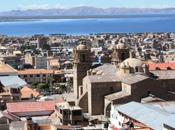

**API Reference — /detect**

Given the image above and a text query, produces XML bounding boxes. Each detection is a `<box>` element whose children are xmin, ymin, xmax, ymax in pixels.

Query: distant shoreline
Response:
<box><xmin>0</xmin><ymin>14</ymin><xmax>175</xmax><ymax>22</ymax></box>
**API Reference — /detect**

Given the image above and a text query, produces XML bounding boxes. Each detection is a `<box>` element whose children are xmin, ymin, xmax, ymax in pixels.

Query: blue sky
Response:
<box><xmin>1</xmin><ymin>0</ymin><xmax>175</xmax><ymax>11</ymax></box>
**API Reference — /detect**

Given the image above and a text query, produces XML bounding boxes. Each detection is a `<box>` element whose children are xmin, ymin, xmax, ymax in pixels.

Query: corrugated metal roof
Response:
<box><xmin>165</xmin><ymin>115</ymin><xmax>175</xmax><ymax>128</ymax></box>
<box><xmin>0</xmin><ymin>76</ymin><xmax>27</xmax><ymax>88</ymax></box>
<box><xmin>117</xmin><ymin>102</ymin><xmax>170</xmax><ymax>130</ymax></box>
<box><xmin>148</xmin><ymin>101</ymin><xmax>175</xmax><ymax>114</ymax></box>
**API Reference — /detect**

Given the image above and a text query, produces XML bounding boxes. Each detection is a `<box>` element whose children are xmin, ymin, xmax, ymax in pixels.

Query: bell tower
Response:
<box><xmin>112</xmin><ymin>38</ymin><xmax>130</xmax><ymax>65</ymax></box>
<box><xmin>73</xmin><ymin>43</ymin><xmax>92</xmax><ymax>99</ymax></box>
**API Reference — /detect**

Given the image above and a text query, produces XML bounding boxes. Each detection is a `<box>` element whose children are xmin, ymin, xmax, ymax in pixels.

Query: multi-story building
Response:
<box><xmin>18</xmin><ymin>69</ymin><xmax>54</xmax><ymax>84</ymax></box>
<box><xmin>37</xmin><ymin>36</ymin><xmax>49</xmax><ymax>49</ymax></box>
<box><xmin>0</xmin><ymin>55</ymin><xmax>23</xmax><ymax>69</ymax></box>
<box><xmin>55</xmin><ymin>102</ymin><xmax>83</xmax><ymax>125</ymax></box>
<box><xmin>35</xmin><ymin>55</ymin><xmax>47</xmax><ymax>69</ymax></box>
<box><xmin>25</xmin><ymin>53</ymin><xmax>48</xmax><ymax>69</ymax></box>
<box><xmin>24</xmin><ymin>52</ymin><xmax>35</xmax><ymax>66</ymax></box>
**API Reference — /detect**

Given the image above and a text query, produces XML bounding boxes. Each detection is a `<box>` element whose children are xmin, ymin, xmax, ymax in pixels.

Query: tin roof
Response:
<box><xmin>164</xmin><ymin>115</ymin><xmax>175</xmax><ymax>128</ymax></box>
<box><xmin>117</xmin><ymin>102</ymin><xmax>170</xmax><ymax>130</ymax></box>
<box><xmin>0</xmin><ymin>76</ymin><xmax>27</xmax><ymax>88</ymax></box>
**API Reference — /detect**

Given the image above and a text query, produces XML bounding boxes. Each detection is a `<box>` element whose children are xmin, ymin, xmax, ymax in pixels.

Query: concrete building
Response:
<box><xmin>24</xmin><ymin>52</ymin><xmax>35</xmax><ymax>66</ymax></box>
<box><xmin>35</xmin><ymin>55</ymin><xmax>48</xmax><ymax>69</ymax></box>
<box><xmin>55</xmin><ymin>102</ymin><xmax>83</xmax><ymax>125</ymax></box>
<box><xmin>37</xmin><ymin>36</ymin><xmax>49</xmax><ymax>49</ymax></box>
<box><xmin>18</xmin><ymin>69</ymin><xmax>54</xmax><ymax>84</ymax></box>
<box><xmin>24</xmin><ymin>52</ymin><xmax>48</xmax><ymax>69</ymax></box>
<box><xmin>0</xmin><ymin>55</ymin><xmax>22</xmax><ymax>69</ymax></box>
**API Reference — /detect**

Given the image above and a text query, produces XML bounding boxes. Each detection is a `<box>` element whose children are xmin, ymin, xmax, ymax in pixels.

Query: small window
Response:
<box><xmin>36</xmin><ymin>74</ymin><xmax>40</xmax><ymax>77</ymax></box>
<box><xmin>80</xmin><ymin>87</ymin><xmax>83</xmax><ymax>95</ymax></box>
<box><xmin>167</xmin><ymin>67</ymin><xmax>172</xmax><ymax>70</ymax></box>
<box><xmin>72</xmin><ymin>110</ymin><xmax>82</xmax><ymax>116</ymax></box>
<box><xmin>81</xmin><ymin>54</ymin><xmax>86</xmax><ymax>62</ymax></box>
<box><xmin>60</xmin><ymin>109</ymin><xmax>63</xmax><ymax>114</ymax></box>
<box><xmin>119</xmin><ymin>122</ymin><xmax>121</xmax><ymax>126</ymax></box>
<box><xmin>121</xmin><ymin>53</ymin><xmax>125</xmax><ymax>61</ymax></box>
<box><xmin>155</xmin><ymin>67</ymin><xmax>161</xmax><ymax>70</ymax></box>
<box><xmin>135</xmin><ymin>66</ymin><xmax>139</xmax><ymax>72</ymax></box>
<box><xmin>110</xmin><ymin>87</ymin><xmax>114</xmax><ymax>92</ymax></box>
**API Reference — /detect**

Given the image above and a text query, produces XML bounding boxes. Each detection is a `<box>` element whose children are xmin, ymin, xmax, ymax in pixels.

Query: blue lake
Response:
<box><xmin>0</xmin><ymin>15</ymin><xmax>175</xmax><ymax>36</ymax></box>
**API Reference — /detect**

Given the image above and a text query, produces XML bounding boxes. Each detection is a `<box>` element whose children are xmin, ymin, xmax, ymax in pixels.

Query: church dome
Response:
<box><xmin>120</xmin><ymin>58</ymin><xmax>144</xmax><ymax>69</ymax></box>
<box><xmin>76</xmin><ymin>44</ymin><xmax>87</xmax><ymax>50</ymax></box>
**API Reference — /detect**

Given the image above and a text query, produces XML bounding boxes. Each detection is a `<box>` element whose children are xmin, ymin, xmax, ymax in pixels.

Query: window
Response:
<box><xmin>155</xmin><ymin>67</ymin><xmax>161</xmax><ymax>70</ymax></box>
<box><xmin>36</xmin><ymin>74</ymin><xmax>40</xmax><ymax>77</ymax></box>
<box><xmin>167</xmin><ymin>67</ymin><xmax>172</xmax><ymax>70</ymax></box>
<box><xmin>72</xmin><ymin>110</ymin><xmax>82</xmax><ymax>116</ymax></box>
<box><xmin>80</xmin><ymin>87</ymin><xmax>83</xmax><ymax>95</ymax></box>
<box><xmin>110</xmin><ymin>87</ymin><xmax>114</xmax><ymax>91</ymax></box>
<box><xmin>119</xmin><ymin>122</ymin><xmax>121</xmax><ymax>126</ymax></box>
<box><xmin>11</xmin><ymin>88</ymin><xmax>19</xmax><ymax>93</ymax></box>
<box><xmin>60</xmin><ymin>109</ymin><xmax>63</xmax><ymax>114</ymax></box>
<box><xmin>135</xmin><ymin>66</ymin><xmax>139</xmax><ymax>72</ymax></box>
<box><xmin>81</xmin><ymin>54</ymin><xmax>86</xmax><ymax>62</ymax></box>
<box><xmin>30</xmin><ymin>75</ymin><xmax>33</xmax><ymax>77</ymax></box>
<box><xmin>63</xmin><ymin>110</ymin><xmax>69</xmax><ymax>116</ymax></box>
<box><xmin>121</xmin><ymin>53</ymin><xmax>125</xmax><ymax>61</ymax></box>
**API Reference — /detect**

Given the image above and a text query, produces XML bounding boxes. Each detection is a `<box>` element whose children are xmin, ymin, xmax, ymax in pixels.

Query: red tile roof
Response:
<box><xmin>148</xmin><ymin>63</ymin><xmax>175</xmax><ymax>71</ymax></box>
<box><xmin>18</xmin><ymin>69</ymin><xmax>54</xmax><ymax>75</ymax></box>
<box><xmin>20</xmin><ymin>86</ymin><xmax>40</xmax><ymax>99</ymax></box>
<box><xmin>7</xmin><ymin>100</ymin><xmax>65</xmax><ymax>117</ymax></box>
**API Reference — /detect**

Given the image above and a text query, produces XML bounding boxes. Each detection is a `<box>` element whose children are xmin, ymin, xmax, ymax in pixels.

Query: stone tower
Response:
<box><xmin>111</xmin><ymin>38</ymin><xmax>130</xmax><ymax>65</ymax></box>
<box><xmin>73</xmin><ymin>43</ymin><xmax>92</xmax><ymax>99</ymax></box>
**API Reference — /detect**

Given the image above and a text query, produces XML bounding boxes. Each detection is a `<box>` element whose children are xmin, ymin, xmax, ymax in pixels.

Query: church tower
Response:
<box><xmin>112</xmin><ymin>38</ymin><xmax>130</xmax><ymax>65</ymax></box>
<box><xmin>73</xmin><ymin>43</ymin><xmax>92</xmax><ymax>99</ymax></box>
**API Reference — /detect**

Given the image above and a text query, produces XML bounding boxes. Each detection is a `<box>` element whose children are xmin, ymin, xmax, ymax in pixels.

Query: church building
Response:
<box><xmin>73</xmin><ymin>39</ymin><xmax>175</xmax><ymax>117</ymax></box>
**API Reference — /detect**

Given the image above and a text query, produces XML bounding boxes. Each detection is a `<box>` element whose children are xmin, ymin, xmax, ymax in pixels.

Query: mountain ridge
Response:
<box><xmin>1</xmin><ymin>6</ymin><xmax>175</xmax><ymax>17</ymax></box>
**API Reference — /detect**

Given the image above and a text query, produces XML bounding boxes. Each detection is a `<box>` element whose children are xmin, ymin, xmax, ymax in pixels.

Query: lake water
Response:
<box><xmin>0</xmin><ymin>15</ymin><xmax>175</xmax><ymax>36</ymax></box>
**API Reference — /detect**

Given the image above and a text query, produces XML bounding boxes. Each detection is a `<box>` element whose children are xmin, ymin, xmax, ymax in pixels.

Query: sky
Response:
<box><xmin>0</xmin><ymin>0</ymin><xmax>175</xmax><ymax>11</ymax></box>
